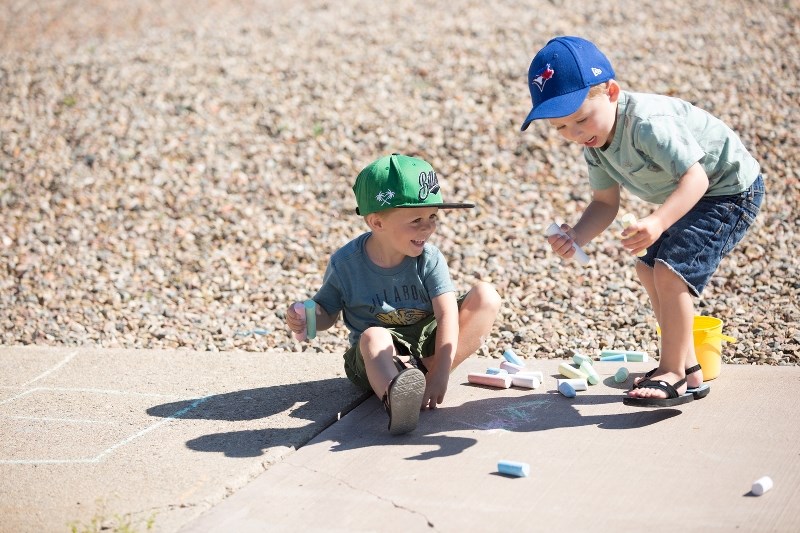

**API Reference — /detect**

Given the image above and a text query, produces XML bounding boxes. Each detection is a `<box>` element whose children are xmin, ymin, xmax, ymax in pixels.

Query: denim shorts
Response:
<box><xmin>639</xmin><ymin>174</ymin><xmax>764</xmax><ymax>296</ymax></box>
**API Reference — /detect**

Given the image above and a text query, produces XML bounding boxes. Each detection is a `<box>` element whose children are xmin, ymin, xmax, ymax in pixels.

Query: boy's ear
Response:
<box><xmin>607</xmin><ymin>80</ymin><xmax>621</xmax><ymax>102</ymax></box>
<box><xmin>364</xmin><ymin>213</ymin><xmax>383</xmax><ymax>231</ymax></box>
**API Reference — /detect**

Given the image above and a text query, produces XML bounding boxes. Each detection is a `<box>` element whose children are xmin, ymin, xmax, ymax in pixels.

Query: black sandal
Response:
<box><xmin>382</xmin><ymin>368</ymin><xmax>425</xmax><ymax>435</ymax></box>
<box><xmin>634</xmin><ymin>364</ymin><xmax>710</xmax><ymax>400</ymax></box>
<box><xmin>623</xmin><ymin>377</ymin><xmax>695</xmax><ymax>407</ymax></box>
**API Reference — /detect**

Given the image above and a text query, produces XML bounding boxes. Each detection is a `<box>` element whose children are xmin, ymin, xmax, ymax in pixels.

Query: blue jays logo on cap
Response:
<box><xmin>531</xmin><ymin>64</ymin><xmax>555</xmax><ymax>92</ymax></box>
<box><xmin>521</xmin><ymin>36</ymin><xmax>615</xmax><ymax>130</ymax></box>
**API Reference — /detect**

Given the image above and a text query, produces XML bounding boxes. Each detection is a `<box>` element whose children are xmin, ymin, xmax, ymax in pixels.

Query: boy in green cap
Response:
<box><xmin>286</xmin><ymin>154</ymin><xmax>500</xmax><ymax>434</ymax></box>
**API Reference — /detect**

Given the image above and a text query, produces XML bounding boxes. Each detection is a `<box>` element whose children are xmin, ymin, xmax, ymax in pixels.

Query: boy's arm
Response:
<box><xmin>621</xmin><ymin>163</ymin><xmax>709</xmax><ymax>255</ymax></box>
<box><xmin>572</xmin><ymin>184</ymin><xmax>621</xmax><ymax>246</ymax></box>
<box><xmin>423</xmin><ymin>291</ymin><xmax>460</xmax><ymax>409</ymax></box>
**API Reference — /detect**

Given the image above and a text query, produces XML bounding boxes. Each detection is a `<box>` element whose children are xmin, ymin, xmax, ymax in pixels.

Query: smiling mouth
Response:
<box><xmin>585</xmin><ymin>136</ymin><xmax>597</xmax><ymax>146</ymax></box>
<box><xmin>411</xmin><ymin>239</ymin><xmax>425</xmax><ymax>246</ymax></box>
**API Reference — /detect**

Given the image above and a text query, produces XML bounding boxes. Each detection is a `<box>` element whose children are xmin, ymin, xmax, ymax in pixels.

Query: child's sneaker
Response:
<box><xmin>382</xmin><ymin>368</ymin><xmax>425</xmax><ymax>435</ymax></box>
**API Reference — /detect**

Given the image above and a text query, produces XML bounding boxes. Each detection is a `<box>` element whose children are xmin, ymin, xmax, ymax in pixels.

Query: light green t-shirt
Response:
<box><xmin>585</xmin><ymin>91</ymin><xmax>760</xmax><ymax>204</ymax></box>
<box><xmin>313</xmin><ymin>232</ymin><xmax>455</xmax><ymax>346</ymax></box>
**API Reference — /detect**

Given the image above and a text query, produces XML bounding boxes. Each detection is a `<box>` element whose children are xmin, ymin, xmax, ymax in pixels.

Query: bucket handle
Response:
<box><xmin>698</xmin><ymin>331</ymin><xmax>737</xmax><ymax>344</ymax></box>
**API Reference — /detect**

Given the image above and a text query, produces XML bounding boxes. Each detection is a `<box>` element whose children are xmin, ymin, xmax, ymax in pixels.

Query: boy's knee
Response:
<box><xmin>360</xmin><ymin>326</ymin><xmax>392</xmax><ymax>346</ymax></box>
<box><xmin>469</xmin><ymin>281</ymin><xmax>501</xmax><ymax>311</ymax></box>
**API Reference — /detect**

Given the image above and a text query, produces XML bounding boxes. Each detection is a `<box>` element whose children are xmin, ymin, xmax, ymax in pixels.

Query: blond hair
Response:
<box><xmin>587</xmin><ymin>82</ymin><xmax>611</xmax><ymax>98</ymax></box>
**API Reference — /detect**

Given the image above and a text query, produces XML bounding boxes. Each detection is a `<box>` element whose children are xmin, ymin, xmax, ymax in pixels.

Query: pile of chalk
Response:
<box><xmin>557</xmin><ymin>349</ymin><xmax>649</xmax><ymax>398</ymax></box>
<box><xmin>468</xmin><ymin>349</ymin><xmax>543</xmax><ymax>390</ymax></box>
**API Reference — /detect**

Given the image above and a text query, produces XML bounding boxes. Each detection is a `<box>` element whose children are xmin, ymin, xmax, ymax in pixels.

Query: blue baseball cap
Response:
<box><xmin>520</xmin><ymin>36</ymin><xmax>615</xmax><ymax>130</ymax></box>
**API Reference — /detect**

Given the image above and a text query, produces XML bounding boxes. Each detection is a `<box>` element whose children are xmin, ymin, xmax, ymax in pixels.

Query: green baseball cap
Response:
<box><xmin>353</xmin><ymin>153</ymin><xmax>475</xmax><ymax>216</ymax></box>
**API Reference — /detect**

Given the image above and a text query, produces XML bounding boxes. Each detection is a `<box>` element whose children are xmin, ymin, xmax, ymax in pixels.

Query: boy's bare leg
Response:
<box><xmin>422</xmin><ymin>281</ymin><xmax>501</xmax><ymax>374</ymax></box>
<box><xmin>629</xmin><ymin>262</ymin><xmax>695</xmax><ymax>399</ymax></box>
<box><xmin>635</xmin><ymin>262</ymin><xmax>703</xmax><ymax>388</ymax></box>
<box><xmin>359</xmin><ymin>327</ymin><xmax>401</xmax><ymax>399</ymax></box>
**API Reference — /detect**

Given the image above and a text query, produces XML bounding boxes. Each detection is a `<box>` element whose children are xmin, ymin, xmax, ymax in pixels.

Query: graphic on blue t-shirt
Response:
<box><xmin>377</xmin><ymin>308</ymin><xmax>428</xmax><ymax>326</ymax></box>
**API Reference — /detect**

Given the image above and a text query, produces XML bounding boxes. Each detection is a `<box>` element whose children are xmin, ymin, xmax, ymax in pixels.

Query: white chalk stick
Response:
<box><xmin>557</xmin><ymin>378</ymin><xmax>588</xmax><ymax>391</ymax></box>
<box><xmin>751</xmin><ymin>476</ymin><xmax>773</xmax><ymax>496</ymax></box>
<box><xmin>498</xmin><ymin>460</ymin><xmax>530</xmax><ymax>478</ymax></box>
<box><xmin>500</xmin><ymin>360</ymin><xmax>526</xmax><ymax>374</ymax></box>
<box><xmin>511</xmin><ymin>374</ymin><xmax>541</xmax><ymax>389</ymax></box>
<box><xmin>468</xmin><ymin>373</ymin><xmax>512</xmax><ymax>389</ymax></box>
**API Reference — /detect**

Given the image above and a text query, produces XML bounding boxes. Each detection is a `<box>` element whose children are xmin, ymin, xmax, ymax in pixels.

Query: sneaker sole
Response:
<box><xmin>388</xmin><ymin>368</ymin><xmax>425</xmax><ymax>435</ymax></box>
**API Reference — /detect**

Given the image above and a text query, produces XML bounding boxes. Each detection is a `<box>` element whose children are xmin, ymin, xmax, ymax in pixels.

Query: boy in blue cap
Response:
<box><xmin>522</xmin><ymin>36</ymin><xmax>764</xmax><ymax>407</ymax></box>
<box><xmin>286</xmin><ymin>154</ymin><xmax>500</xmax><ymax>433</ymax></box>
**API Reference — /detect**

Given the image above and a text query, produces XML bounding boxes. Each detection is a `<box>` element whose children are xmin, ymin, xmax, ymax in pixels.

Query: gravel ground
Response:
<box><xmin>1</xmin><ymin>0</ymin><xmax>798</xmax><ymax>366</ymax></box>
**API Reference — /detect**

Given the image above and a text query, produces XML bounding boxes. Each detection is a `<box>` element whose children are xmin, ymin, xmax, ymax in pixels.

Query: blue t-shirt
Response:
<box><xmin>585</xmin><ymin>91</ymin><xmax>760</xmax><ymax>204</ymax></box>
<box><xmin>314</xmin><ymin>232</ymin><xmax>455</xmax><ymax>345</ymax></box>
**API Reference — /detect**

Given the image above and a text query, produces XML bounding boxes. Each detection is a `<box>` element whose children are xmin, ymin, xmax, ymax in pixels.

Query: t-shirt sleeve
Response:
<box><xmin>586</xmin><ymin>149</ymin><xmax>617</xmax><ymax>190</ymax></box>
<box><xmin>422</xmin><ymin>247</ymin><xmax>455</xmax><ymax>298</ymax></box>
<box><xmin>313</xmin><ymin>261</ymin><xmax>345</xmax><ymax>316</ymax></box>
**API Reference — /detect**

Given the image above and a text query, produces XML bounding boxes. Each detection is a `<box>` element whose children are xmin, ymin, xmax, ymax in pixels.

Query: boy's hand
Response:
<box><xmin>621</xmin><ymin>216</ymin><xmax>664</xmax><ymax>256</ymax></box>
<box><xmin>547</xmin><ymin>224</ymin><xmax>579</xmax><ymax>260</ymax></box>
<box><xmin>286</xmin><ymin>302</ymin><xmax>307</xmax><ymax>337</ymax></box>
<box><xmin>422</xmin><ymin>367</ymin><xmax>449</xmax><ymax>409</ymax></box>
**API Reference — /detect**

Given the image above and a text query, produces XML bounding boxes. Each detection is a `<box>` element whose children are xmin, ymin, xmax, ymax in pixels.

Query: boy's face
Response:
<box><xmin>375</xmin><ymin>206</ymin><xmax>439</xmax><ymax>257</ymax></box>
<box><xmin>547</xmin><ymin>84</ymin><xmax>619</xmax><ymax>150</ymax></box>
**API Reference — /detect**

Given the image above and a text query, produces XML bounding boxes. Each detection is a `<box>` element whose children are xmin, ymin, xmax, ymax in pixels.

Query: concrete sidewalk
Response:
<box><xmin>182</xmin><ymin>358</ymin><xmax>800</xmax><ymax>533</ymax></box>
<box><xmin>1</xmin><ymin>347</ymin><xmax>798</xmax><ymax>533</ymax></box>
<box><xmin>0</xmin><ymin>346</ymin><xmax>367</xmax><ymax>533</ymax></box>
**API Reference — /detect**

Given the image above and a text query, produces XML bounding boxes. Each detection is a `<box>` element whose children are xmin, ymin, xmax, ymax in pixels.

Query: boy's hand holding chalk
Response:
<box><xmin>291</xmin><ymin>299</ymin><xmax>317</xmax><ymax>341</ymax></box>
<box><xmin>545</xmin><ymin>223</ymin><xmax>590</xmax><ymax>265</ymax></box>
<box><xmin>619</xmin><ymin>213</ymin><xmax>647</xmax><ymax>257</ymax></box>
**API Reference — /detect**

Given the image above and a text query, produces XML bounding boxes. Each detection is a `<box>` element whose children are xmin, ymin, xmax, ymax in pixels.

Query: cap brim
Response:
<box><xmin>520</xmin><ymin>87</ymin><xmax>591</xmax><ymax>130</ymax></box>
<box><xmin>399</xmin><ymin>202</ymin><xmax>475</xmax><ymax>210</ymax></box>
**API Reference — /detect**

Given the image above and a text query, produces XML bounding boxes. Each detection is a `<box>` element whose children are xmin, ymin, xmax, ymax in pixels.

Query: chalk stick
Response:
<box><xmin>468</xmin><ymin>373</ymin><xmax>512</xmax><ymax>389</ymax></box>
<box><xmin>502</xmin><ymin>348</ymin><xmax>524</xmax><ymax>366</ymax></box>
<box><xmin>620</xmin><ymin>213</ymin><xmax>647</xmax><ymax>257</ymax></box>
<box><xmin>751</xmin><ymin>476</ymin><xmax>773</xmax><ymax>496</ymax></box>
<box><xmin>486</xmin><ymin>367</ymin><xmax>508</xmax><ymax>375</ymax></box>
<box><xmin>580</xmin><ymin>361</ymin><xmax>600</xmax><ymax>385</ymax></box>
<box><xmin>292</xmin><ymin>302</ymin><xmax>307</xmax><ymax>341</ymax></box>
<box><xmin>558</xmin><ymin>381</ymin><xmax>577</xmax><ymax>398</ymax></box>
<box><xmin>614</xmin><ymin>367</ymin><xmax>630</xmax><ymax>383</ymax></box>
<box><xmin>573</xmin><ymin>353</ymin><xmax>593</xmax><ymax>367</ymax></box>
<box><xmin>558</xmin><ymin>361</ymin><xmax>587</xmax><ymax>380</ymax></box>
<box><xmin>525</xmin><ymin>370</ymin><xmax>545</xmax><ymax>383</ymax></box>
<box><xmin>500</xmin><ymin>360</ymin><xmax>526</xmax><ymax>374</ymax></box>
<box><xmin>599</xmin><ymin>353</ymin><xmax>627</xmax><ymax>362</ymax></box>
<box><xmin>557</xmin><ymin>378</ymin><xmax>588</xmax><ymax>391</ymax></box>
<box><xmin>544</xmin><ymin>223</ymin><xmax>590</xmax><ymax>265</ymax></box>
<box><xmin>304</xmin><ymin>299</ymin><xmax>317</xmax><ymax>340</ymax></box>
<box><xmin>511</xmin><ymin>373</ymin><xmax>541</xmax><ymax>389</ymax></box>
<box><xmin>601</xmin><ymin>350</ymin><xmax>649</xmax><ymax>362</ymax></box>
<box><xmin>498</xmin><ymin>460</ymin><xmax>530</xmax><ymax>478</ymax></box>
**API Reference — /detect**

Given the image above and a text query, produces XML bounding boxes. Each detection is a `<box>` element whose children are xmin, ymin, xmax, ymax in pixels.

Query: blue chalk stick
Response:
<box><xmin>558</xmin><ymin>381</ymin><xmax>577</xmax><ymax>398</ymax></box>
<box><xmin>502</xmin><ymin>349</ymin><xmax>524</xmax><ymax>366</ymax></box>
<box><xmin>304</xmin><ymin>300</ymin><xmax>317</xmax><ymax>340</ymax></box>
<box><xmin>486</xmin><ymin>367</ymin><xmax>507</xmax><ymax>375</ymax></box>
<box><xmin>498</xmin><ymin>460</ymin><xmax>530</xmax><ymax>478</ymax></box>
<box><xmin>599</xmin><ymin>353</ymin><xmax>627</xmax><ymax>362</ymax></box>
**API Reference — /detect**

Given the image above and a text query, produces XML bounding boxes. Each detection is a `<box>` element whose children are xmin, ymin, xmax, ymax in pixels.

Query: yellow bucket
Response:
<box><xmin>657</xmin><ymin>316</ymin><xmax>736</xmax><ymax>381</ymax></box>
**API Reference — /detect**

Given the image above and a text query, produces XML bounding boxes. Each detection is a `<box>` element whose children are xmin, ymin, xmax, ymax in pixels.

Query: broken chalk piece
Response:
<box><xmin>468</xmin><ymin>372</ymin><xmax>512</xmax><ymax>389</ymax></box>
<box><xmin>558</xmin><ymin>381</ymin><xmax>577</xmax><ymax>398</ymax></box>
<box><xmin>573</xmin><ymin>353</ymin><xmax>593</xmax><ymax>367</ymax></box>
<box><xmin>580</xmin><ymin>361</ymin><xmax>600</xmax><ymax>385</ymax></box>
<box><xmin>502</xmin><ymin>348</ymin><xmax>524</xmax><ymax>366</ymax></box>
<box><xmin>557</xmin><ymin>378</ymin><xmax>588</xmax><ymax>391</ymax></box>
<box><xmin>751</xmin><ymin>476</ymin><xmax>773</xmax><ymax>496</ymax></box>
<box><xmin>544</xmin><ymin>223</ymin><xmax>591</xmax><ymax>266</ymax></box>
<box><xmin>304</xmin><ymin>299</ymin><xmax>317</xmax><ymax>340</ymax></box>
<box><xmin>558</xmin><ymin>361</ymin><xmax>587</xmax><ymax>380</ymax></box>
<box><xmin>500</xmin><ymin>360</ymin><xmax>526</xmax><ymax>374</ymax></box>
<box><xmin>498</xmin><ymin>460</ymin><xmax>530</xmax><ymax>478</ymax></box>
<box><xmin>511</xmin><ymin>374</ymin><xmax>541</xmax><ymax>389</ymax></box>
<box><xmin>614</xmin><ymin>367</ymin><xmax>630</xmax><ymax>383</ymax></box>
<box><xmin>486</xmin><ymin>367</ymin><xmax>507</xmax><ymax>375</ymax></box>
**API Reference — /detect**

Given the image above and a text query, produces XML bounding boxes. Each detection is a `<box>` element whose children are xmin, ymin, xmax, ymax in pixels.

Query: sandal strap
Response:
<box><xmin>635</xmin><ymin>377</ymin><xmax>687</xmax><ymax>399</ymax></box>
<box><xmin>685</xmin><ymin>364</ymin><xmax>702</xmax><ymax>375</ymax></box>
